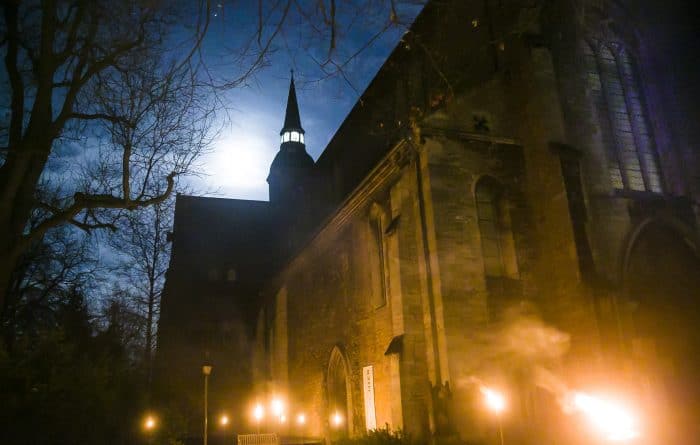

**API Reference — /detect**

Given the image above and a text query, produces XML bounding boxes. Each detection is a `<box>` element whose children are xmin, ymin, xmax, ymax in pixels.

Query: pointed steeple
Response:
<box><xmin>281</xmin><ymin>70</ymin><xmax>304</xmax><ymax>135</ymax></box>
<box><xmin>268</xmin><ymin>70</ymin><xmax>314</xmax><ymax>204</ymax></box>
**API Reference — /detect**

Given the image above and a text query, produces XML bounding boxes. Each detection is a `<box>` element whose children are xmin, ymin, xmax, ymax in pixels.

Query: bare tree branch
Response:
<box><xmin>68</xmin><ymin>112</ymin><xmax>128</xmax><ymax>124</ymax></box>
<box><xmin>3</xmin><ymin>3</ymin><xmax>25</xmax><ymax>148</ymax></box>
<box><xmin>15</xmin><ymin>172</ymin><xmax>176</xmax><ymax>258</ymax></box>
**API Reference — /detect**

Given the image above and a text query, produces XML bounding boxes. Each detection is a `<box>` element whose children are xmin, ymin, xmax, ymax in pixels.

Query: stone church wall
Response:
<box><xmin>271</xmin><ymin>201</ymin><xmax>406</xmax><ymax>438</ymax></box>
<box><xmin>252</xmin><ymin>0</ymin><xmax>698</xmax><ymax>442</ymax></box>
<box><xmin>157</xmin><ymin>0</ymin><xmax>700</xmax><ymax>443</ymax></box>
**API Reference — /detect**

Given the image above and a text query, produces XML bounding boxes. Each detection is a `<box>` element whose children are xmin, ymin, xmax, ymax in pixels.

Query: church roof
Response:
<box><xmin>281</xmin><ymin>73</ymin><xmax>304</xmax><ymax>134</ymax></box>
<box><xmin>168</xmin><ymin>195</ymin><xmax>278</xmax><ymax>287</ymax></box>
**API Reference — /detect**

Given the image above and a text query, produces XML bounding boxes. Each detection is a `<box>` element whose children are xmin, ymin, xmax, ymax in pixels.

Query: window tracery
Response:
<box><xmin>584</xmin><ymin>39</ymin><xmax>662</xmax><ymax>193</ymax></box>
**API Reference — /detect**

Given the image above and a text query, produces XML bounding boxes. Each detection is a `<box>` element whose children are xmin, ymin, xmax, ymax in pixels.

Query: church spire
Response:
<box><xmin>268</xmin><ymin>70</ymin><xmax>314</xmax><ymax>204</ymax></box>
<box><xmin>281</xmin><ymin>70</ymin><xmax>304</xmax><ymax>136</ymax></box>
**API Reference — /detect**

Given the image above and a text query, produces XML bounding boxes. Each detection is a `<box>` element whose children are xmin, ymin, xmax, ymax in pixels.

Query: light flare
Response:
<box><xmin>331</xmin><ymin>411</ymin><xmax>343</xmax><ymax>427</ymax></box>
<box><xmin>480</xmin><ymin>386</ymin><xmax>506</xmax><ymax>414</ymax></box>
<box><xmin>253</xmin><ymin>403</ymin><xmax>264</xmax><ymax>421</ymax></box>
<box><xmin>569</xmin><ymin>392</ymin><xmax>640</xmax><ymax>442</ymax></box>
<box><xmin>143</xmin><ymin>415</ymin><xmax>156</xmax><ymax>431</ymax></box>
<box><xmin>271</xmin><ymin>398</ymin><xmax>285</xmax><ymax>417</ymax></box>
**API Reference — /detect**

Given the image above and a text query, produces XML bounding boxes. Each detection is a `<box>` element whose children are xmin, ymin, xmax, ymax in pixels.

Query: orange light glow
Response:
<box><xmin>271</xmin><ymin>398</ymin><xmax>285</xmax><ymax>416</ymax></box>
<box><xmin>297</xmin><ymin>413</ymin><xmax>306</xmax><ymax>425</ymax></box>
<box><xmin>331</xmin><ymin>411</ymin><xmax>343</xmax><ymax>427</ymax></box>
<box><xmin>253</xmin><ymin>403</ymin><xmax>264</xmax><ymax>422</ymax></box>
<box><xmin>143</xmin><ymin>415</ymin><xmax>156</xmax><ymax>431</ymax></box>
<box><xmin>570</xmin><ymin>392</ymin><xmax>640</xmax><ymax>442</ymax></box>
<box><xmin>219</xmin><ymin>414</ymin><xmax>229</xmax><ymax>426</ymax></box>
<box><xmin>480</xmin><ymin>386</ymin><xmax>506</xmax><ymax>414</ymax></box>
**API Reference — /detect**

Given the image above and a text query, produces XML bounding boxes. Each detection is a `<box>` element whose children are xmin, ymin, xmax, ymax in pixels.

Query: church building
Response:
<box><xmin>157</xmin><ymin>1</ymin><xmax>700</xmax><ymax>444</ymax></box>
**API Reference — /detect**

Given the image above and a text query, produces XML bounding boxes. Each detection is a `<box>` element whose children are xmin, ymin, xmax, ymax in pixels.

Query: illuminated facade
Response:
<box><xmin>157</xmin><ymin>1</ymin><xmax>700</xmax><ymax>443</ymax></box>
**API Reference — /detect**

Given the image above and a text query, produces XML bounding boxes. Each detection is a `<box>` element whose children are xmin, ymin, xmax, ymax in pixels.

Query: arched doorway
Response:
<box><xmin>623</xmin><ymin>220</ymin><xmax>700</xmax><ymax>444</ymax></box>
<box><xmin>327</xmin><ymin>346</ymin><xmax>352</xmax><ymax>438</ymax></box>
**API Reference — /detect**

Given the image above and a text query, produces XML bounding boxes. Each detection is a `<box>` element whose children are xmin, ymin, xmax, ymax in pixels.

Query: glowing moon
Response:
<box><xmin>198</xmin><ymin>108</ymin><xmax>280</xmax><ymax>201</ymax></box>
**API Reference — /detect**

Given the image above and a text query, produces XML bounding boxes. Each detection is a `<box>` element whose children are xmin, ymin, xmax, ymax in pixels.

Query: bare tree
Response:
<box><xmin>0</xmin><ymin>0</ymin><xmax>216</xmax><ymax>310</ymax></box>
<box><xmin>0</xmin><ymin>223</ymin><xmax>100</xmax><ymax>350</ymax></box>
<box><xmin>0</xmin><ymin>0</ymin><xmax>424</xmax><ymax>313</ymax></box>
<box><xmin>108</xmin><ymin>193</ymin><xmax>174</xmax><ymax>387</ymax></box>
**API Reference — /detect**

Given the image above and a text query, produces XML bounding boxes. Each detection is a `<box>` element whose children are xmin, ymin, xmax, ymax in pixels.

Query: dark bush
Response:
<box><xmin>334</xmin><ymin>426</ymin><xmax>417</xmax><ymax>445</ymax></box>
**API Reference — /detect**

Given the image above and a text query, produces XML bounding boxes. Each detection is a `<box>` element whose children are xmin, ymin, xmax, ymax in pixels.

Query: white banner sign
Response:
<box><xmin>362</xmin><ymin>365</ymin><xmax>377</xmax><ymax>430</ymax></box>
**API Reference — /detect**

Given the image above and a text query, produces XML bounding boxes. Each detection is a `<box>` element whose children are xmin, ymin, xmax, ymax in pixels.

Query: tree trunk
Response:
<box><xmin>146</xmin><ymin>283</ymin><xmax>155</xmax><ymax>390</ymax></box>
<box><xmin>0</xmin><ymin>128</ymin><xmax>54</xmax><ymax>311</ymax></box>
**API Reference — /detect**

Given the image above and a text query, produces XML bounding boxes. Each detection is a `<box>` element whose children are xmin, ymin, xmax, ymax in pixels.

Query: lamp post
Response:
<box><xmin>202</xmin><ymin>364</ymin><xmax>213</xmax><ymax>445</ymax></box>
<box><xmin>143</xmin><ymin>414</ymin><xmax>157</xmax><ymax>445</ymax></box>
<box><xmin>271</xmin><ymin>397</ymin><xmax>285</xmax><ymax>431</ymax></box>
<box><xmin>253</xmin><ymin>403</ymin><xmax>264</xmax><ymax>434</ymax></box>
<box><xmin>481</xmin><ymin>386</ymin><xmax>506</xmax><ymax>445</ymax></box>
<box><xmin>296</xmin><ymin>411</ymin><xmax>306</xmax><ymax>435</ymax></box>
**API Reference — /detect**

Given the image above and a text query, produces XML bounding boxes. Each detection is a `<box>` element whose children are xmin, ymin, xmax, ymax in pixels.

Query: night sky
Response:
<box><xmin>188</xmin><ymin>2</ymin><xmax>424</xmax><ymax>200</ymax></box>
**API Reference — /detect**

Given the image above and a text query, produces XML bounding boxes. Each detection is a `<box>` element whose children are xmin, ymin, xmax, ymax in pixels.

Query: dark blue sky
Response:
<box><xmin>188</xmin><ymin>1</ymin><xmax>424</xmax><ymax>200</ymax></box>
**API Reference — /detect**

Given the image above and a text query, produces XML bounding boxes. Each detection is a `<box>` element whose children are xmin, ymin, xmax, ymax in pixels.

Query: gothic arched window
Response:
<box><xmin>476</xmin><ymin>178</ymin><xmax>505</xmax><ymax>277</ymax></box>
<box><xmin>475</xmin><ymin>177</ymin><xmax>518</xmax><ymax>278</ymax></box>
<box><xmin>584</xmin><ymin>39</ymin><xmax>662</xmax><ymax>193</ymax></box>
<box><xmin>369</xmin><ymin>203</ymin><xmax>389</xmax><ymax>308</ymax></box>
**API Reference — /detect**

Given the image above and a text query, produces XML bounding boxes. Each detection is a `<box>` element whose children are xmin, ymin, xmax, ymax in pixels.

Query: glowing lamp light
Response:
<box><xmin>570</xmin><ymin>392</ymin><xmax>640</xmax><ymax>442</ymax></box>
<box><xmin>144</xmin><ymin>415</ymin><xmax>156</xmax><ymax>431</ymax></box>
<box><xmin>219</xmin><ymin>414</ymin><xmax>229</xmax><ymax>426</ymax></box>
<box><xmin>297</xmin><ymin>413</ymin><xmax>306</xmax><ymax>425</ymax></box>
<box><xmin>481</xmin><ymin>386</ymin><xmax>507</xmax><ymax>414</ymax></box>
<box><xmin>280</xmin><ymin>415</ymin><xmax>287</xmax><ymax>424</ymax></box>
<box><xmin>332</xmin><ymin>411</ymin><xmax>343</xmax><ymax>427</ymax></box>
<box><xmin>271</xmin><ymin>398</ymin><xmax>285</xmax><ymax>417</ymax></box>
<box><xmin>253</xmin><ymin>404</ymin><xmax>265</xmax><ymax>422</ymax></box>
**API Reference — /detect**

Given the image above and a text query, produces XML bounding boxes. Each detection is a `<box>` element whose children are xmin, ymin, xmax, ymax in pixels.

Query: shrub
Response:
<box><xmin>335</xmin><ymin>426</ymin><xmax>416</xmax><ymax>445</ymax></box>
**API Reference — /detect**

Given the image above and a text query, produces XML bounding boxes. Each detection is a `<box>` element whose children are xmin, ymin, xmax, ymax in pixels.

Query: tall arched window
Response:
<box><xmin>476</xmin><ymin>178</ymin><xmax>506</xmax><ymax>277</ymax></box>
<box><xmin>369</xmin><ymin>202</ymin><xmax>389</xmax><ymax>308</ymax></box>
<box><xmin>475</xmin><ymin>177</ymin><xmax>519</xmax><ymax>278</ymax></box>
<box><xmin>584</xmin><ymin>39</ymin><xmax>662</xmax><ymax>193</ymax></box>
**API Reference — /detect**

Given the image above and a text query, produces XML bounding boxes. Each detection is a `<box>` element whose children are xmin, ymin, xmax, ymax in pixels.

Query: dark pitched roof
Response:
<box><xmin>168</xmin><ymin>195</ymin><xmax>278</xmax><ymax>286</ymax></box>
<box><xmin>308</xmin><ymin>1</ymin><xmax>481</xmax><ymax>213</ymax></box>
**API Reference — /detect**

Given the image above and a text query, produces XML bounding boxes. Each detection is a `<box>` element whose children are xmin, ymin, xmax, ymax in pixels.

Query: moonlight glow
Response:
<box><xmin>203</xmin><ymin>124</ymin><xmax>274</xmax><ymax>200</ymax></box>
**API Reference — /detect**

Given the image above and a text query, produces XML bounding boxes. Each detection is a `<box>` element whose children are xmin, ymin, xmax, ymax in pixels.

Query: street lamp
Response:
<box><xmin>481</xmin><ymin>386</ymin><xmax>506</xmax><ymax>445</ymax></box>
<box><xmin>297</xmin><ymin>413</ymin><xmax>306</xmax><ymax>426</ymax></box>
<box><xmin>271</xmin><ymin>397</ymin><xmax>285</xmax><ymax>421</ymax></box>
<box><xmin>219</xmin><ymin>414</ymin><xmax>230</xmax><ymax>427</ymax></box>
<box><xmin>202</xmin><ymin>364</ymin><xmax>213</xmax><ymax>445</ymax></box>
<box><xmin>142</xmin><ymin>414</ymin><xmax>157</xmax><ymax>445</ymax></box>
<box><xmin>331</xmin><ymin>411</ymin><xmax>343</xmax><ymax>428</ymax></box>
<box><xmin>143</xmin><ymin>414</ymin><xmax>157</xmax><ymax>431</ymax></box>
<box><xmin>253</xmin><ymin>403</ymin><xmax>264</xmax><ymax>433</ymax></box>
